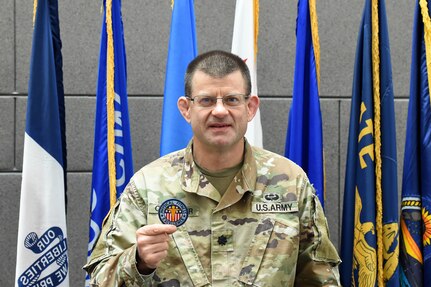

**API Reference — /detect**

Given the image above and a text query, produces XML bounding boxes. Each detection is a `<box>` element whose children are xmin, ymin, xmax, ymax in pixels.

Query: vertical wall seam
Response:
<box><xmin>337</xmin><ymin>99</ymin><xmax>341</xmax><ymax>250</ymax></box>
<box><xmin>13</xmin><ymin>0</ymin><xmax>18</xmax><ymax>171</ymax></box>
<box><xmin>13</xmin><ymin>97</ymin><xmax>17</xmax><ymax>170</ymax></box>
<box><xmin>13</xmin><ymin>0</ymin><xmax>17</xmax><ymax>93</ymax></box>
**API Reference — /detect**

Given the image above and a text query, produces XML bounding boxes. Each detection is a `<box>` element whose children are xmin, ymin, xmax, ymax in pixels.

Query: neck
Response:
<box><xmin>193</xmin><ymin>140</ymin><xmax>245</xmax><ymax>172</ymax></box>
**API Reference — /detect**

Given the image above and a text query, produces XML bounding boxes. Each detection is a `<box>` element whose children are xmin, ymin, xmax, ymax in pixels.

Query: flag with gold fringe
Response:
<box><xmin>284</xmin><ymin>0</ymin><xmax>324</xmax><ymax>208</ymax></box>
<box><xmin>86</xmin><ymin>0</ymin><xmax>134</xmax><ymax>285</ymax></box>
<box><xmin>231</xmin><ymin>0</ymin><xmax>263</xmax><ymax>147</ymax></box>
<box><xmin>340</xmin><ymin>0</ymin><xmax>399</xmax><ymax>286</ymax></box>
<box><xmin>400</xmin><ymin>1</ymin><xmax>431</xmax><ymax>286</ymax></box>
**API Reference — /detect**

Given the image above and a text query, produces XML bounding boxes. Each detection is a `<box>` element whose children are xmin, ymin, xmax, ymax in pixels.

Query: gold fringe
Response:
<box><xmin>171</xmin><ymin>0</ymin><xmax>174</xmax><ymax>10</ymax></box>
<box><xmin>33</xmin><ymin>0</ymin><xmax>38</xmax><ymax>26</ymax></box>
<box><xmin>106</xmin><ymin>0</ymin><xmax>117</xmax><ymax>207</ymax></box>
<box><xmin>420</xmin><ymin>0</ymin><xmax>431</xmax><ymax>105</ymax></box>
<box><xmin>371</xmin><ymin>0</ymin><xmax>383</xmax><ymax>286</ymax></box>
<box><xmin>254</xmin><ymin>0</ymin><xmax>259</xmax><ymax>58</ymax></box>
<box><xmin>309</xmin><ymin>0</ymin><xmax>324</xmax><ymax>201</ymax></box>
<box><xmin>309</xmin><ymin>0</ymin><xmax>320</xmax><ymax>89</ymax></box>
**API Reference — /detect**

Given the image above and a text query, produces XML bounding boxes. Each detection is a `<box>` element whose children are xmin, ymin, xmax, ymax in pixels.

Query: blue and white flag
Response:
<box><xmin>15</xmin><ymin>0</ymin><xmax>69</xmax><ymax>286</ymax></box>
<box><xmin>86</xmin><ymin>0</ymin><xmax>134</xmax><ymax>285</ymax></box>
<box><xmin>160</xmin><ymin>0</ymin><xmax>197</xmax><ymax>156</ymax></box>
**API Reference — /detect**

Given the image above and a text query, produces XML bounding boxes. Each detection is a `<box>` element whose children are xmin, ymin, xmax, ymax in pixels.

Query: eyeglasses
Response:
<box><xmin>186</xmin><ymin>94</ymin><xmax>249</xmax><ymax>108</ymax></box>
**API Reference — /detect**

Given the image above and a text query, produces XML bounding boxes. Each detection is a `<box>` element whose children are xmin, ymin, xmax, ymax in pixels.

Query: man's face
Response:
<box><xmin>178</xmin><ymin>70</ymin><xmax>259</xmax><ymax>152</ymax></box>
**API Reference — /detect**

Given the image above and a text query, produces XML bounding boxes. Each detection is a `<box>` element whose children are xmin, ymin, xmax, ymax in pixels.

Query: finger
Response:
<box><xmin>136</xmin><ymin>232</ymin><xmax>170</xmax><ymax>246</ymax></box>
<box><xmin>138</xmin><ymin>241</ymin><xmax>170</xmax><ymax>255</ymax></box>
<box><xmin>141</xmin><ymin>250</ymin><xmax>169</xmax><ymax>269</ymax></box>
<box><xmin>137</xmin><ymin>224</ymin><xmax>177</xmax><ymax>235</ymax></box>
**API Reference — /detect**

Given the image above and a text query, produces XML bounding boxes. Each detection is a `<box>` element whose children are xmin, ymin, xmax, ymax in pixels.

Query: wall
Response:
<box><xmin>0</xmin><ymin>0</ymin><xmax>413</xmax><ymax>285</ymax></box>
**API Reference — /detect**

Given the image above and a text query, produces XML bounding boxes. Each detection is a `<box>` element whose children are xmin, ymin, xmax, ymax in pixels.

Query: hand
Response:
<box><xmin>135</xmin><ymin>224</ymin><xmax>177</xmax><ymax>274</ymax></box>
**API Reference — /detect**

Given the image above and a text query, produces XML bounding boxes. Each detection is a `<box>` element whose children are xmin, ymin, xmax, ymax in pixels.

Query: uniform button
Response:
<box><xmin>217</xmin><ymin>235</ymin><xmax>227</xmax><ymax>246</ymax></box>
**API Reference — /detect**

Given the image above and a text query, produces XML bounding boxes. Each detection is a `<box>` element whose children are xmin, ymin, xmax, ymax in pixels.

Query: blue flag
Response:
<box><xmin>15</xmin><ymin>0</ymin><xmax>69</xmax><ymax>286</ymax></box>
<box><xmin>340</xmin><ymin>0</ymin><xmax>399</xmax><ymax>286</ymax></box>
<box><xmin>400</xmin><ymin>1</ymin><xmax>431</xmax><ymax>286</ymax></box>
<box><xmin>86</xmin><ymin>0</ymin><xmax>133</xmax><ymax>284</ymax></box>
<box><xmin>284</xmin><ymin>0</ymin><xmax>324</xmax><ymax>208</ymax></box>
<box><xmin>160</xmin><ymin>0</ymin><xmax>198</xmax><ymax>156</ymax></box>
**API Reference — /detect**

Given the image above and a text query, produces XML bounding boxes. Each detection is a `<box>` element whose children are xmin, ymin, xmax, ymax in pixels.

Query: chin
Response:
<box><xmin>210</xmin><ymin>137</ymin><xmax>243</xmax><ymax>149</ymax></box>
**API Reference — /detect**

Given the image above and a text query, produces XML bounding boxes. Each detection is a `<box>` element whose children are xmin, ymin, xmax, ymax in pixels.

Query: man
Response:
<box><xmin>84</xmin><ymin>50</ymin><xmax>341</xmax><ymax>286</ymax></box>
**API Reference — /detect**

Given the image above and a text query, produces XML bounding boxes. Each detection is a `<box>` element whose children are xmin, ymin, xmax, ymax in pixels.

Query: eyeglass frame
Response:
<box><xmin>185</xmin><ymin>93</ymin><xmax>250</xmax><ymax>109</ymax></box>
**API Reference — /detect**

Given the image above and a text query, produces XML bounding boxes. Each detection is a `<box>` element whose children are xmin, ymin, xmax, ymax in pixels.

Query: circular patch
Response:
<box><xmin>158</xmin><ymin>198</ymin><xmax>189</xmax><ymax>227</ymax></box>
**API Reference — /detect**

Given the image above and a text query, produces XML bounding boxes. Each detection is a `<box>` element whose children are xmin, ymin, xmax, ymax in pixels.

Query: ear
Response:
<box><xmin>177</xmin><ymin>96</ymin><xmax>191</xmax><ymax>123</ymax></box>
<box><xmin>246</xmin><ymin>95</ymin><xmax>260</xmax><ymax>122</ymax></box>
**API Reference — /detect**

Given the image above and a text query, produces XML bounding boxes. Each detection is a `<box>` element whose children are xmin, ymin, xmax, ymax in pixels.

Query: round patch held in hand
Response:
<box><xmin>158</xmin><ymin>198</ymin><xmax>189</xmax><ymax>227</ymax></box>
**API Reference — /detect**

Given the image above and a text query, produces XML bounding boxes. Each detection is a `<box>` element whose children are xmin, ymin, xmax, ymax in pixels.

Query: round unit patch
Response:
<box><xmin>158</xmin><ymin>198</ymin><xmax>189</xmax><ymax>227</ymax></box>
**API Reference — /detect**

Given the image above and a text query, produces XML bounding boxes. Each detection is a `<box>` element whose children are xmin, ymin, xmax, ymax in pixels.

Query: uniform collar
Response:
<box><xmin>180</xmin><ymin>139</ymin><xmax>257</xmax><ymax>209</ymax></box>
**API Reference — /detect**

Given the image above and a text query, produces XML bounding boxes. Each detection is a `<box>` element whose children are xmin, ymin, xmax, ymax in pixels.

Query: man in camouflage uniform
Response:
<box><xmin>84</xmin><ymin>50</ymin><xmax>341</xmax><ymax>286</ymax></box>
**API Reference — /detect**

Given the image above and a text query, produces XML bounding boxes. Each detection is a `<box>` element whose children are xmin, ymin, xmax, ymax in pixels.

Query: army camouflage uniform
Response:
<box><xmin>84</xmin><ymin>140</ymin><xmax>341</xmax><ymax>286</ymax></box>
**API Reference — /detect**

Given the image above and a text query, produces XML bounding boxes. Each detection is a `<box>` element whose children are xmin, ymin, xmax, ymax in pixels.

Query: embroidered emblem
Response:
<box><xmin>217</xmin><ymin>235</ymin><xmax>227</xmax><ymax>246</ymax></box>
<box><xmin>158</xmin><ymin>199</ymin><xmax>189</xmax><ymax>227</ymax></box>
<box><xmin>264</xmin><ymin>193</ymin><xmax>280</xmax><ymax>202</ymax></box>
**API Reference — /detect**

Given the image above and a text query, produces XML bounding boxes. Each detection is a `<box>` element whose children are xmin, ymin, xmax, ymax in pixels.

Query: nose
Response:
<box><xmin>211</xmin><ymin>98</ymin><xmax>229</xmax><ymax>116</ymax></box>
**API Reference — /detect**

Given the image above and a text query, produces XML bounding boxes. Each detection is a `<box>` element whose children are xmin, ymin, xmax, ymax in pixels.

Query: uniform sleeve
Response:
<box><xmin>294</xmin><ymin>178</ymin><xmax>342</xmax><ymax>286</ymax></box>
<box><xmin>83</xmin><ymin>180</ymin><xmax>152</xmax><ymax>287</ymax></box>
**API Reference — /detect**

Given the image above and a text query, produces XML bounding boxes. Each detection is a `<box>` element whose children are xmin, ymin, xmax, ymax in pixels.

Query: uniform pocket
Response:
<box><xmin>238</xmin><ymin>217</ymin><xmax>300</xmax><ymax>286</ymax></box>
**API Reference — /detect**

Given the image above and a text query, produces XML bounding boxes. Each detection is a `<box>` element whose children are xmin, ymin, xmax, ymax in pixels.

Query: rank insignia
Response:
<box><xmin>158</xmin><ymin>199</ymin><xmax>189</xmax><ymax>227</ymax></box>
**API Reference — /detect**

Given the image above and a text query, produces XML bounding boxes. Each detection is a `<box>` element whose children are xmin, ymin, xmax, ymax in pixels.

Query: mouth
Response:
<box><xmin>208</xmin><ymin>123</ymin><xmax>231</xmax><ymax>130</ymax></box>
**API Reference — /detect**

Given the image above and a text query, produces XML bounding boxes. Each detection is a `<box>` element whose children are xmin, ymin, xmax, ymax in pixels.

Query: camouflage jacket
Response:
<box><xmin>84</xmin><ymin>141</ymin><xmax>341</xmax><ymax>286</ymax></box>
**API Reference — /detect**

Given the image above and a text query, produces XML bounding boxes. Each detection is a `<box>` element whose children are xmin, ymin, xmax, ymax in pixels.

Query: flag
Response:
<box><xmin>160</xmin><ymin>0</ymin><xmax>197</xmax><ymax>156</ymax></box>
<box><xmin>231</xmin><ymin>0</ymin><xmax>263</xmax><ymax>147</ymax></box>
<box><xmin>284</xmin><ymin>0</ymin><xmax>324</xmax><ymax>208</ymax></box>
<box><xmin>399</xmin><ymin>1</ymin><xmax>431</xmax><ymax>286</ymax></box>
<box><xmin>340</xmin><ymin>0</ymin><xmax>399</xmax><ymax>286</ymax></box>
<box><xmin>86</xmin><ymin>0</ymin><xmax>134</xmax><ymax>285</ymax></box>
<box><xmin>15</xmin><ymin>0</ymin><xmax>69</xmax><ymax>286</ymax></box>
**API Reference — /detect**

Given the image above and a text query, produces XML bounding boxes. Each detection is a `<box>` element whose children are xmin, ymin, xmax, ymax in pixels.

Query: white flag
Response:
<box><xmin>232</xmin><ymin>0</ymin><xmax>263</xmax><ymax>147</ymax></box>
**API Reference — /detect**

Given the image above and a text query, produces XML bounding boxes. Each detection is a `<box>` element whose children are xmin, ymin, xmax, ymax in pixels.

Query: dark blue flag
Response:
<box><xmin>160</xmin><ymin>0</ymin><xmax>197</xmax><ymax>156</ymax></box>
<box><xmin>86</xmin><ymin>0</ymin><xmax>134</xmax><ymax>285</ymax></box>
<box><xmin>400</xmin><ymin>1</ymin><xmax>431</xmax><ymax>286</ymax></box>
<box><xmin>15</xmin><ymin>0</ymin><xmax>69</xmax><ymax>285</ymax></box>
<box><xmin>285</xmin><ymin>0</ymin><xmax>324</xmax><ymax>208</ymax></box>
<box><xmin>340</xmin><ymin>0</ymin><xmax>399</xmax><ymax>286</ymax></box>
